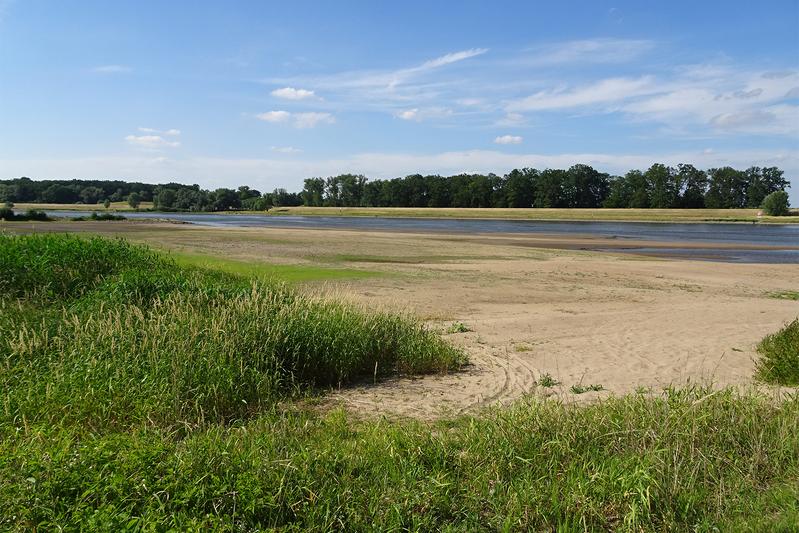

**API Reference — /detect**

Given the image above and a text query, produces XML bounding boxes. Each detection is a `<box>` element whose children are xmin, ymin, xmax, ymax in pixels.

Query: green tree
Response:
<box><xmin>706</xmin><ymin>167</ymin><xmax>747</xmax><ymax>208</ymax></box>
<box><xmin>761</xmin><ymin>191</ymin><xmax>790</xmax><ymax>216</ymax></box>
<box><xmin>677</xmin><ymin>164</ymin><xmax>707</xmax><ymax>208</ymax></box>
<box><xmin>127</xmin><ymin>192</ymin><xmax>141</xmax><ymax>209</ymax></box>
<box><xmin>154</xmin><ymin>188</ymin><xmax>177</xmax><ymax>209</ymax></box>
<box><xmin>503</xmin><ymin>169</ymin><xmax>536</xmax><ymax>208</ymax></box>
<box><xmin>211</xmin><ymin>188</ymin><xmax>241</xmax><ymax>211</ymax></box>
<box><xmin>103</xmin><ymin>199</ymin><xmax>111</xmax><ymax>209</ymax></box>
<box><xmin>534</xmin><ymin>169</ymin><xmax>567</xmax><ymax>208</ymax></box>
<box><xmin>646</xmin><ymin>164</ymin><xmax>679</xmax><ymax>208</ymax></box>
<box><xmin>302</xmin><ymin>178</ymin><xmax>325</xmax><ymax>206</ymax></box>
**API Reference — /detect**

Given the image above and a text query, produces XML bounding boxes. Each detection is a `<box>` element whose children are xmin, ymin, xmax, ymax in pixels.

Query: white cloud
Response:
<box><xmin>418</xmin><ymin>48</ymin><xmax>488</xmax><ymax>69</ymax></box>
<box><xmin>256</xmin><ymin>110</ymin><xmax>291</xmax><ymax>123</ymax></box>
<box><xmin>270</xmin><ymin>146</ymin><xmax>302</xmax><ymax>154</ymax></box>
<box><xmin>394</xmin><ymin>107</ymin><xmax>452</xmax><ymax>121</ymax></box>
<box><xmin>396</xmin><ymin>109</ymin><xmax>419</xmax><ymax>121</ymax></box>
<box><xmin>508</xmin><ymin>76</ymin><xmax>656</xmax><ymax>112</ymax></box>
<box><xmin>495</xmin><ymin>113</ymin><xmax>527</xmax><ymax>127</ymax></box>
<box><xmin>138</xmin><ymin>127</ymin><xmax>181</xmax><ymax>136</ymax></box>
<box><xmin>494</xmin><ymin>135</ymin><xmax>523</xmax><ymax>145</ymax></box>
<box><xmin>524</xmin><ymin>38</ymin><xmax>655</xmax><ymax>65</ymax></box>
<box><xmin>124</xmin><ymin>135</ymin><xmax>181</xmax><ymax>149</ymax></box>
<box><xmin>293</xmin><ymin>112</ymin><xmax>335</xmax><ymax>128</ymax></box>
<box><xmin>256</xmin><ymin>110</ymin><xmax>334</xmax><ymax>128</ymax></box>
<box><xmin>271</xmin><ymin>87</ymin><xmax>316</xmax><ymax>100</ymax></box>
<box><xmin>92</xmin><ymin>65</ymin><xmax>132</xmax><ymax>74</ymax></box>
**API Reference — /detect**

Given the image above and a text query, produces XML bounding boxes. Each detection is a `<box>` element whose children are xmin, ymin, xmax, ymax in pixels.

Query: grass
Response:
<box><xmin>170</xmin><ymin>251</ymin><xmax>380</xmax><ymax>283</ymax></box>
<box><xmin>755</xmin><ymin>319</ymin><xmax>799</xmax><ymax>386</ymax></box>
<box><xmin>2</xmin><ymin>388</ymin><xmax>798</xmax><ymax>530</ymax></box>
<box><xmin>2</xmin><ymin>233</ymin><xmax>799</xmax><ymax>530</ymax></box>
<box><xmin>0</xmin><ymin>234</ymin><xmax>464</xmax><ymax>432</ymax></box>
<box><xmin>571</xmin><ymin>383</ymin><xmax>606</xmax><ymax>394</ymax></box>
<box><xmin>261</xmin><ymin>205</ymin><xmax>799</xmax><ymax>224</ymax></box>
<box><xmin>447</xmin><ymin>321</ymin><xmax>471</xmax><ymax>333</ymax></box>
<box><xmin>768</xmin><ymin>290</ymin><xmax>799</xmax><ymax>301</ymax></box>
<box><xmin>537</xmin><ymin>373</ymin><xmax>560</xmax><ymax>387</ymax></box>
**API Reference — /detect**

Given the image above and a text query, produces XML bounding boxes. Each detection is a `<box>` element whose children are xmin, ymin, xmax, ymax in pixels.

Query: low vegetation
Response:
<box><xmin>0</xmin><ymin>207</ymin><xmax>50</xmax><ymax>221</ymax></box>
<box><xmin>768</xmin><ymin>290</ymin><xmax>799</xmax><ymax>301</ymax></box>
<box><xmin>1</xmin><ymin>234</ymin><xmax>798</xmax><ymax>530</ymax></box>
<box><xmin>71</xmin><ymin>211</ymin><xmax>127</xmax><ymax>221</ymax></box>
<box><xmin>447</xmin><ymin>321</ymin><xmax>471</xmax><ymax>333</ymax></box>
<box><xmin>571</xmin><ymin>383</ymin><xmax>606</xmax><ymax>394</ymax></box>
<box><xmin>756</xmin><ymin>319</ymin><xmax>799</xmax><ymax>386</ymax></box>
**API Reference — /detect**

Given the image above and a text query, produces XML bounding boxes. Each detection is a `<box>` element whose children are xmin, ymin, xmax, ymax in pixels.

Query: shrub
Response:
<box><xmin>756</xmin><ymin>319</ymin><xmax>799</xmax><ymax>386</ymax></box>
<box><xmin>761</xmin><ymin>190</ymin><xmax>790</xmax><ymax>216</ymax></box>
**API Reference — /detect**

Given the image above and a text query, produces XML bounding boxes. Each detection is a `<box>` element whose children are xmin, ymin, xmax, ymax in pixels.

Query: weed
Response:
<box><xmin>537</xmin><ymin>373</ymin><xmax>560</xmax><ymax>387</ymax></box>
<box><xmin>571</xmin><ymin>383</ymin><xmax>605</xmax><ymax>394</ymax></box>
<box><xmin>447</xmin><ymin>321</ymin><xmax>471</xmax><ymax>333</ymax></box>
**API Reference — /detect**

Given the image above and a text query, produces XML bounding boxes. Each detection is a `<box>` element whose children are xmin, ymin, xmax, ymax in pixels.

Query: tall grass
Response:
<box><xmin>0</xmin><ymin>234</ymin><xmax>464</xmax><ymax>431</ymax></box>
<box><xmin>756</xmin><ymin>319</ymin><xmax>799</xmax><ymax>386</ymax></box>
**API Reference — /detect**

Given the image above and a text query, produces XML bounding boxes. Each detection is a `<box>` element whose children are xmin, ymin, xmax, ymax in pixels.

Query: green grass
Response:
<box><xmin>446</xmin><ymin>321</ymin><xmax>471</xmax><ymax>333</ymax></box>
<box><xmin>755</xmin><ymin>319</ymin><xmax>799</xmax><ymax>386</ymax></box>
<box><xmin>171</xmin><ymin>251</ymin><xmax>380</xmax><ymax>283</ymax></box>
<box><xmin>2</xmin><ymin>388</ymin><xmax>798</xmax><ymax>531</ymax></box>
<box><xmin>571</xmin><ymin>383</ymin><xmax>605</xmax><ymax>394</ymax></box>
<box><xmin>768</xmin><ymin>290</ymin><xmax>799</xmax><ymax>301</ymax></box>
<box><xmin>0</xmin><ymin>234</ymin><xmax>464</xmax><ymax>433</ymax></box>
<box><xmin>537</xmin><ymin>373</ymin><xmax>561</xmax><ymax>387</ymax></box>
<box><xmin>2</xmin><ymin>233</ymin><xmax>799</xmax><ymax>530</ymax></box>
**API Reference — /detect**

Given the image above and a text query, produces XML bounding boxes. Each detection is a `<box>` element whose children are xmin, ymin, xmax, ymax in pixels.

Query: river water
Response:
<box><xmin>42</xmin><ymin>210</ymin><xmax>799</xmax><ymax>264</ymax></box>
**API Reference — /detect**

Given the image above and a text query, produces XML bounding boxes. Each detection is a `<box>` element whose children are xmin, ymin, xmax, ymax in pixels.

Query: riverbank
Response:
<box><xmin>262</xmin><ymin>206</ymin><xmax>799</xmax><ymax>223</ymax></box>
<box><xmin>11</xmin><ymin>203</ymin><xmax>799</xmax><ymax>223</ymax></box>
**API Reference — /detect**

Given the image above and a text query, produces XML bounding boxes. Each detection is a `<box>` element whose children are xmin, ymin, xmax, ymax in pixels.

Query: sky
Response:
<box><xmin>1</xmin><ymin>0</ymin><xmax>798</xmax><ymax>202</ymax></box>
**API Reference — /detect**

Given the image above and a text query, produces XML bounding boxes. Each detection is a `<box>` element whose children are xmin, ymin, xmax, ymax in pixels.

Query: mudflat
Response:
<box><xmin>8</xmin><ymin>220</ymin><xmax>798</xmax><ymax>418</ymax></box>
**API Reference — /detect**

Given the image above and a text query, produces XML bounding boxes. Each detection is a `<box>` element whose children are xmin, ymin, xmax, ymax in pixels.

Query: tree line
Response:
<box><xmin>0</xmin><ymin>178</ymin><xmax>302</xmax><ymax>211</ymax></box>
<box><xmin>1</xmin><ymin>163</ymin><xmax>790</xmax><ymax>212</ymax></box>
<box><xmin>302</xmin><ymin>165</ymin><xmax>789</xmax><ymax>209</ymax></box>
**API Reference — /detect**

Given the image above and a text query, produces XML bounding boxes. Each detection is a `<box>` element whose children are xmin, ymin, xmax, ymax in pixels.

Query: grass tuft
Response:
<box><xmin>571</xmin><ymin>383</ymin><xmax>605</xmax><ymax>394</ymax></box>
<box><xmin>447</xmin><ymin>321</ymin><xmax>471</xmax><ymax>333</ymax></box>
<box><xmin>755</xmin><ymin>319</ymin><xmax>799</xmax><ymax>386</ymax></box>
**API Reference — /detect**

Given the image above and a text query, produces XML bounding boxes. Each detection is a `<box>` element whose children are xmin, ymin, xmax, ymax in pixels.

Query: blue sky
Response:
<box><xmin>1</xmin><ymin>0</ymin><xmax>798</xmax><ymax>202</ymax></box>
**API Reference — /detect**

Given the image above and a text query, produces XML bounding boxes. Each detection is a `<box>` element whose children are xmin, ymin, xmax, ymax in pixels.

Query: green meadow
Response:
<box><xmin>1</xmin><ymin>234</ymin><xmax>798</xmax><ymax>531</ymax></box>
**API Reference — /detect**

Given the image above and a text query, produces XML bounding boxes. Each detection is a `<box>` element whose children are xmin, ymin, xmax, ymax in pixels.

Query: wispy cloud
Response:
<box><xmin>125</xmin><ymin>135</ymin><xmax>180</xmax><ymax>149</ymax></box>
<box><xmin>271</xmin><ymin>87</ymin><xmax>316</xmax><ymax>100</ymax></box>
<box><xmin>494</xmin><ymin>135</ymin><xmax>523</xmax><ymax>145</ymax></box>
<box><xmin>138</xmin><ymin>127</ymin><xmax>180</xmax><ymax>136</ymax></box>
<box><xmin>270</xmin><ymin>146</ymin><xmax>302</xmax><ymax>154</ymax></box>
<box><xmin>92</xmin><ymin>65</ymin><xmax>132</xmax><ymax>74</ymax></box>
<box><xmin>522</xmin><ymin>38</ymin><xmax>655</xmax><ymax>65</ymax></box>
<box><xmin>256</xmin><ymin>110</ymin><xmax>334</xmax><ymax>128</ymax></box>
<box><xmin>125</xmin><ymin>128</ymin><xmax>181</xmax><ymax>149</ymax></box>
<box><xmin>394</xmin><ymin>107</ymin><xmax>453</xmax><ymax>122</ymax></box>
<box><xmin>508</xmin><ymin>76</ymin><xmax>656</xmax><ymax>112</ymax></box>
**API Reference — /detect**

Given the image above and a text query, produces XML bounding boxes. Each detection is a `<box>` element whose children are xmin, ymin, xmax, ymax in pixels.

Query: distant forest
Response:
<box><xmin>1</xmin><ymin>164</ymin><xmax>790</xmax><ymax>211</ymax></box>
